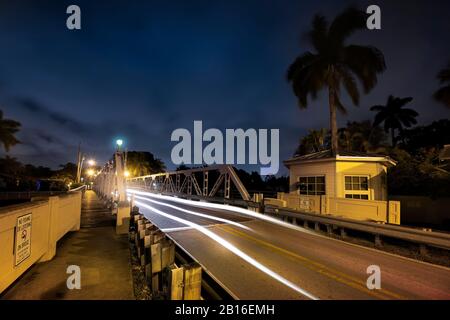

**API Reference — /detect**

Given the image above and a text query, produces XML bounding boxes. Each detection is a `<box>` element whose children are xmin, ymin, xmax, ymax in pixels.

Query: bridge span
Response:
<box><xmin>127</xmin><ymin>188</ymin><xmax>450</xmax><ymax>300</ymax></box>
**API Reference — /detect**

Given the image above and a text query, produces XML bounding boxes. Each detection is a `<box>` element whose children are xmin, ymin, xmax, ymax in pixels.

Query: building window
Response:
<box><xmin>298</xmin><ymin>176</ymin><xmax>325</xmax><ymax>195</ymax></box>
<box><xmin>345</xmin><ymin>194</ymin><xmax>369</xmax><ymax>200</ymax></box>
<box><xmin>344</xmin><ymin>176</ymin><xmax>370</xmax><ymax>200</ymax></box>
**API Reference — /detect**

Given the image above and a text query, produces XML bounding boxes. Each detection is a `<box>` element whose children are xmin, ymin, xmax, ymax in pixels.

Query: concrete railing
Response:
<box><xmin>276</xmin><ymin>193</ymin><xmax>321</xmax><ymax>213</ymax></box>
<box><xmin>0</xmin><ymin>192</ymin><xmax>82</xmax><ymax>293</ymax></box>
<box><xmin>269</xmin><ymin>192</ymin><xmax>400</xmax><ymax>225</ymax></box>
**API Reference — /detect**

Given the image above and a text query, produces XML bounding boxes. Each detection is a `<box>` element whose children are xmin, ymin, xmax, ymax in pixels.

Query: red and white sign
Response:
<box><xmin>14</xmin><ymin>213</ymin><xmax>32</xmax><ymax>266</ymax></box>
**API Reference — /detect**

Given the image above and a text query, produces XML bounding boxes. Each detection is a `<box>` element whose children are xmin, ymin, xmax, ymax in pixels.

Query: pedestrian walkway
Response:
<box><xmin>1</xmin><ymin>190</ymin><xmax>134</xmax><ymax>300</ymax></box>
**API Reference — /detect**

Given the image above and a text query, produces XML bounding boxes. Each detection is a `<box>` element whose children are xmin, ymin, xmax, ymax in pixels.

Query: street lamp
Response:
<box><xmin>116</xmin><ymin>139</ymin><xmax>123</xmax><ymax>148</ymax></box>
<box><xmin>87</xmin><ymin>159</ymin><xmax>96</xmax><ymax>166</ymax></box>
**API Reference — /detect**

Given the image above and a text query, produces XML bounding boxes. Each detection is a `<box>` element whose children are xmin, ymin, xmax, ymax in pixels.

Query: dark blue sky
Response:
<box><xmin>0</xmin><ymin>0</ymin><xmax>449</xmax><ymax>174</ymax></box>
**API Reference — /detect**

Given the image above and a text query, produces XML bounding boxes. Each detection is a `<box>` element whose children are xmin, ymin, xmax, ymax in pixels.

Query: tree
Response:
<box><xmin>287</xmin><ymin>7</ymin><xmax>386</xmax><ymax>155</ymax></box>
<box><xmin>434</xmin><ymin>61</ymin><xmax>450</xmax><ymax>108</ymax></box>
<box><xmin>295</xmin><ymin>128</ymin><xmax>329</xmax><ymax>156</ymax></box>
<box><xmin>338</xmin><ymin>120</ymin><xmax>388</xmax><ymax>153</ymax></box>
<box><xmin>370</xmin><ymin>95</ymin><xmax>418</xmax><ymax>146</ymax></box>
<box><xmin>0</xmin><ymin>110</ymin><xmax>21</xmax><ymax>152</ymax></box>
<box><xmin>52</xmin><ymin>163</ymin><xmax>77</xmax><ymax>184</ymax></box>
<box><xmin>126</xmin><ymin>151</ymin><xmax>166</xmax><ymax>177</ymax></box>
<box><xmin>0</xmin><ymin>156</ymin><xmax>23</xmax><ymax>176</ymax></box>
<box><xmin>399</xmin><ymin>119</ymin><xmax>450</xmax><ymax>154</ymax></box>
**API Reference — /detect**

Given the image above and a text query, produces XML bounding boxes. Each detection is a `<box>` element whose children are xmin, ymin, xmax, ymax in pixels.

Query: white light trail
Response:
<box><xmin>161</xmin><ymin>226</ymin><xmax>197</xmax><ymax>233</ymax></box>
<box><xmin>128</xmin><ymin>189</ymin><xmax>317</xmax><ymax>236</ymax></box>
<box><xmin>132</xmin><ymin>194</ymin><xmax>251</xmax><ymax>231</ymax></box>
<box><xmin>135</xmin><ymin>199</ymin><xmax>318</xmax><ymax>300</ymax></box>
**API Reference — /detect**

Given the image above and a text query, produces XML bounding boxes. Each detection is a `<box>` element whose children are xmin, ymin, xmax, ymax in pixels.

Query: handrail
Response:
<box><xmin>68</xmin><ymin>185</ymin><xmax>87</xmax><ymax>192</ymax></box>
<box><xmin>265</xmin><ymin>205</ymin><xmax>450</xmax><ymax>250</ymax></box>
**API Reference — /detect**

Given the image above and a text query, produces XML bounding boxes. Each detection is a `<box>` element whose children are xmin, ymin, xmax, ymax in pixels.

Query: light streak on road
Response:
<box><xmin>132</xmin><ymin>194</ymin><xmax>251</xmax><ymax>231</ymax></box>
<box><xmin>128</xmin><ymin>189</ymin><xmax>317</xmax><ymax>236</ymax></box>
<box><xmin>161</xmin><ymin>226</ymin><xmax>198</xmax><ymax>233</ymax></box>
<box><xmin>135</xmin><ymin>199</ymin><xmax>319</xmax><ymax>300</ymax></box>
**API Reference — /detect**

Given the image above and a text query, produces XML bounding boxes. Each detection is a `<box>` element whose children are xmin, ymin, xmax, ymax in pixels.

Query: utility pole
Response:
<box><xmin>76</xmin><ymin>142</ymin><xmax>85</xmax><ymax>183</ymax></box>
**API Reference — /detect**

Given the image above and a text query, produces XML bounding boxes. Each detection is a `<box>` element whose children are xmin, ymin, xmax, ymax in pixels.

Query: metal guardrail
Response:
<box><xmin>68</xmin><ymin>185</ymin><xmax>87</xmax><ymax>192</ymax></box>
<box><xmin>265</xmin><ymin>205</ymin><xmax>450</xmax><ymax>250</ymax></box>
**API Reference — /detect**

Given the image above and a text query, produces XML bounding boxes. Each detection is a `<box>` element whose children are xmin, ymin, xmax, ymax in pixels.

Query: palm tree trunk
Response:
<box><xmin>329</xmin><ymin>86</ymin><xmax>338</xmax><ymax>156</ymax></box>
<box><xmin>391</xmin><ymin>128</ymin><xmax>396</xmax><ymax>147</ymax></box>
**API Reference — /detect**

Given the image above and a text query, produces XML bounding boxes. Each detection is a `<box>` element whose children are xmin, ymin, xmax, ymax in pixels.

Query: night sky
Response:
<box><xmin>0</xmin><ymin>0</ymin><xmax>449</xmax><ymax>174</ymax></box>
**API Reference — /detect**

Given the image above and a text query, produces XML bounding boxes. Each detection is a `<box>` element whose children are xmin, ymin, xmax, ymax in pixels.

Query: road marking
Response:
<box><xmin>162</xmin><ymin>223</ymin><xmax>226</xmax><ymax>233</ymax></box>
<box><xmin>218</xmin><ymin>225</ymin><xmax>406</xmax><ymax>300</ymax></box>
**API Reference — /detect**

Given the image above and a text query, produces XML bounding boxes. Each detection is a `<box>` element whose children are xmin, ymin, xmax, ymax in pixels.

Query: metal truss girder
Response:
<box><xmin>127</xmin><ymin>164</ymin><xmax>250</xmax><ymax>201</ymax></box>
<box><xmin>190</xmin><ymin>174</ymin><xmax>202</xmax><ymax>196</ymax></box>
<box><xmin>209</xmin><ymin>173</ymin><xmax>224</xmax><ymax>197</ymax></box>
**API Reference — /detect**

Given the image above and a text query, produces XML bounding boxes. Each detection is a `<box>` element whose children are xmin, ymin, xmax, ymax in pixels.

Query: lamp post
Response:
<box><xmin>116</xmin><ymin>139</ymin><xmax>123</xmax><ymax>151</ymax></box>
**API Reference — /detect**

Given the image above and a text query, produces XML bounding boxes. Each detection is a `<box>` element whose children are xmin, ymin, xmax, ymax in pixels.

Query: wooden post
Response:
<box><xmin>151</xmin><ymin>242</ymin><xmax>162</xmax><ymax>274</ymax></box>
<box><xmin>183</xmin><ymin>263</ymin><xmax>202</xmax><ymax>300</ymax></box>
<box><xmin>144</xmin><ymin>234</ymin><xmax>152</xmax><ymax>281</ymax></box>
<box><xmin>170</xmin><ymin>266</ymin><xmax>184</xmax><ymax>300</ymax></box>
<box><xmin>135</xmin><ymin>221</ymin><xmax>145</xmax><ymax>253</ymax></box>
<box><xmin>161</xmin><ymin>240</ymin><xmax>175</xmax><ymax>269</ymax></box>
<box><xmin>152</xmin><ymin>274</ymin><xmax>159</xmax><ymax>293</ymax></box>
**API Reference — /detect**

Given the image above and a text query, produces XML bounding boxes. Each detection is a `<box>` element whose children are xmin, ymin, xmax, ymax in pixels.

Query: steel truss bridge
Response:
<box><xmin>127</xmin><ymin>165</ymin><xmax>251</xmax><ymax>202</ymax></box>
<box><xmin>93</xmin><ymin>156</ymin><xmax>450</xmax><ymax>300</ymax></box>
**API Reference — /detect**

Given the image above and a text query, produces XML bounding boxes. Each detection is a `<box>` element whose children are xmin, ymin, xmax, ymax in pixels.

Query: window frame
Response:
<box><xmin>344</xmin><ymin>175</ymin><xmax>370</xmax><ymax>200</ymax></box>
<box><xmin>298</xmin><ymin>175</ymin><xmax>326</xmax><ymax>196</ymax></box>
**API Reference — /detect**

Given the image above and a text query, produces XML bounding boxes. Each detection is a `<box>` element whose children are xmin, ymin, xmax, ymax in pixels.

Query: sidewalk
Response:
<box><xmin>1</xmin><ymin>190</ymin><xmax>135</xmax><ymax>300</ymax></box>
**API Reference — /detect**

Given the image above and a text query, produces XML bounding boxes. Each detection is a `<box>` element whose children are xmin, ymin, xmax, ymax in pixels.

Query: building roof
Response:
<box><xmin>284</xmin><ymin>149</ymin><xmax>397</xmax><ymax>167</ymax></box>
<box><xmin>439</xmin><ymin>145</ymin><xmax>450</xmax><ymax>160</ymax></box>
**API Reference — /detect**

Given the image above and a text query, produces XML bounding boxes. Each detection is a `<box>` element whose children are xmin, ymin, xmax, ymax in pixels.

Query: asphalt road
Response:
<box><xmin>129</xmin><ymin>189</ymin><xmax>450</xmax><ymax>300</ymax></box>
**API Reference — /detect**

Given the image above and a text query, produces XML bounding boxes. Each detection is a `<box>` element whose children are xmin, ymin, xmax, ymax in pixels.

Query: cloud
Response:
<box><xmin>17</xmin><ymin>97</ymin><xmax>88</xmax><ymax>132</ymax></box>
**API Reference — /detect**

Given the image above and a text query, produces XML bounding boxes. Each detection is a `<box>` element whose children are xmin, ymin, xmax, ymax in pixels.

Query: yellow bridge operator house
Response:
<box><xmin>280</xmin><ymin>150</ymin><xmax>400</xmax><ymax>224</ymax></box>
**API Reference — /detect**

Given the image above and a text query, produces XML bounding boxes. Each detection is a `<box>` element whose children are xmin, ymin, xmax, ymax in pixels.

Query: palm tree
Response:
<box><xmin>338</xmin><ymin>120</ymin><xmax>388</xmax><ymax>153</ymax></box>
<box><xmin>0</xmin><ymin>110</ymin><xmax>21</xmax><ymax>152</ymax></box>
<box><xmin>370</xmin><ymin>95</ymin><xmax>418</xmax><ymax>147</ymax></box>
<box><xmin>287</xmin><ymin>7</ymin><xmax>386</xmax><ymax>155</ymax></box>
<box><xmin>434</xmin><ymin>62</ymin><xmax>450</xmax><ymax>108</ymax></box>
<box><xmin>295</xmin><ymin>128</ymin><xmax>329</xmax><ymax>155</ymax></box>
<box><xmin>0</xmin><ymin>155</ymin><xmax>23</xmax><ymax>176</ymax></box>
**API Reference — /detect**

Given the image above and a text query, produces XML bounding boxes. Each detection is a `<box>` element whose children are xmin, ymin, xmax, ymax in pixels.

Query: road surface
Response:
<box><xmin>128</xmin><ymin>189</ymin><xmax>450</xmax><ymax>300</ymax></box>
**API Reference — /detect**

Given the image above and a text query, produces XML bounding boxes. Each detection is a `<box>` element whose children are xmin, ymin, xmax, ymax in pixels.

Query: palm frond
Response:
<box><xmin>308</xmin><ymin>15</ymin><xmax>328</xmax><ymax>53</ymax></box>
<box><xmin>343</xmin><ymin>45</ymin><xmax>386</xmax><ymax>92</ymax></box>
<box><xmin>328</xmin><ymin>7</ymin><xmax>366</xmax><ymax>48</ymax></box>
